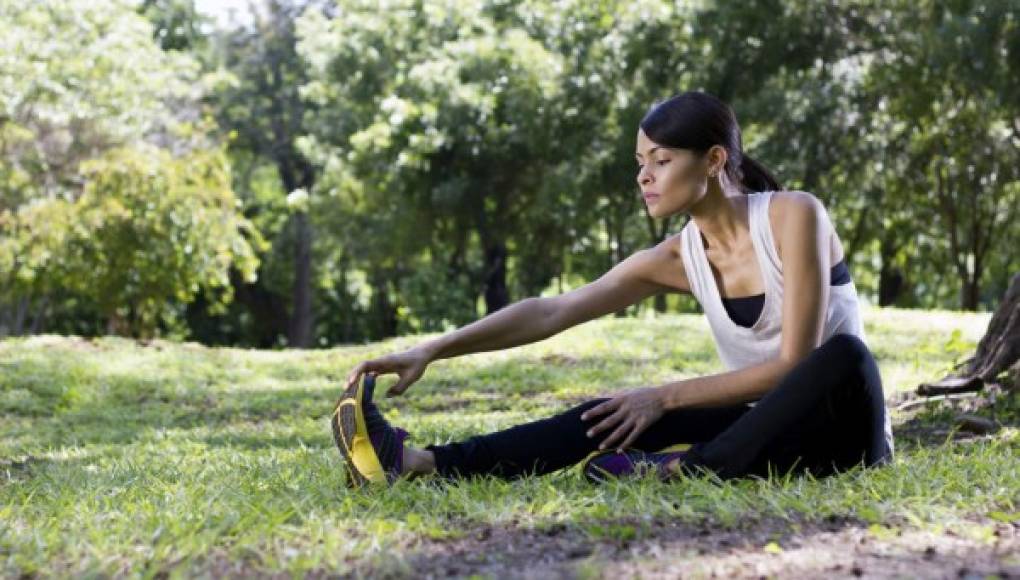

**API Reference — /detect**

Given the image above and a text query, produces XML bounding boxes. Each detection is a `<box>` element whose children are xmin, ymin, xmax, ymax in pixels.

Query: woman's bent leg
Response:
<box><xmin>684</xmin><ymin>333</ymin><xmax>893</xmax><ymax>480</ymax></box>
<box><xmin>426</xmin><ymin>398</ymin><xmax>751</xmax><ymax>479</ymax></box>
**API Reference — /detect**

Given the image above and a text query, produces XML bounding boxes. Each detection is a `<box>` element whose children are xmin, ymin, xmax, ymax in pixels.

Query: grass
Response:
<box><xmin>1</xmin><ymin>306</ymin><xmax>1017</xmax><ymax>577</ymax></box>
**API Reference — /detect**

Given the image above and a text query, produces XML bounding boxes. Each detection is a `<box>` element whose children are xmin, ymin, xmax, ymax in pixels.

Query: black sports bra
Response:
<box><xmin>721</xmin><ymin>259</ymin><xmax>852</xmax><ymax>328</ymax></box>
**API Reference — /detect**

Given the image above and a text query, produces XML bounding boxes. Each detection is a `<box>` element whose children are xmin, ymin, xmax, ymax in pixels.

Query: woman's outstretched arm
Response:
<box><xmin>421</xmin><ymin>242</ymin><xmax>685</xmax><ymax>362</ymax></box>
<box><xmin>348</xmin><ymin>240</ymin><xmax>687</xmax><ymax>396</ymax></box>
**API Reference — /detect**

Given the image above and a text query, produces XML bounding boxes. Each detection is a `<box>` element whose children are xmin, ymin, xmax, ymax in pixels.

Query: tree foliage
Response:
<box><xmin>0</xmin><ymin>0</ymin><xmax>263</xmax><ymax>338</ymax></box>
<box><xmin>2</xmin><ymin>0</ymin><xmax>1018</xmax><ymax>344</ymax></box>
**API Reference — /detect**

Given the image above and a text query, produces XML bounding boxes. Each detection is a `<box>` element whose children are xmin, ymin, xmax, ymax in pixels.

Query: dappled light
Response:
<box><xmin>2</xmin><ymin>0</ymin><xmax>1018</xmax><ymax>577</ymax></box>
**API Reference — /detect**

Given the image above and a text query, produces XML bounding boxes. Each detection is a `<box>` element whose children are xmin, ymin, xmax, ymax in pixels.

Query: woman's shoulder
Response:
<box><xmin>765</xmin><ymin>190</ymin><xmax>834</xmax><ymax>257</ymax></box>
<box><xmin>643</xmin><ymin>231</ymin><xmax>691</xmax><ymax>293</ymax></box>
<box><xmin>766</xmin><ymin>189</ymin><xmax>827</xmax><ymax>217</ymax></box>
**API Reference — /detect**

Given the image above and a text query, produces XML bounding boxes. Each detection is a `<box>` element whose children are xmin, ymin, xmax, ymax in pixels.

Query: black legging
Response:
<box><xmin>425</xmin><ymin>333</ymin><xmax>893</xmax><ymax>480</ymax></box>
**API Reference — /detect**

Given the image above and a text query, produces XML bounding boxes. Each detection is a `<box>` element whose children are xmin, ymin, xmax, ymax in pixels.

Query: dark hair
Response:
<box><xmin>639</xmin><ymin>91</ymin><xmax>782</xmax><ymax>193</ymax></box>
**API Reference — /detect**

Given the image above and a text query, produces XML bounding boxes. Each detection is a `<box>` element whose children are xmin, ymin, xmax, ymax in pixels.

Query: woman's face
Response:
<box><xmin>635</xmin><ymin>128</ymin><xmax>711</xmax><ymax>218</ymax></box>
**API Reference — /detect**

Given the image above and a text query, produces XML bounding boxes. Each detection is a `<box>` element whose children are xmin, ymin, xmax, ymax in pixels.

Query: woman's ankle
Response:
<box><xmin>402</xmin><ymin>447</ymin><xmax>436</xmax><ymax>475</ymax></box>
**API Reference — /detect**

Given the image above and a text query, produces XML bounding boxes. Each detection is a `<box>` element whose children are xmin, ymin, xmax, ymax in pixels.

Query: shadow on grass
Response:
<box><xmin>893</xmin><ymin>390</ymin><xmax>1020</xmax><ymax>450</ymax></box>
<box><xmin>198</xmin><ymin>430</ymin><xmax>327</xmax><ymax>450</ymax></box>
<box><xmin>3</xmin><ymin>353</ymin><xmax>659</xmax><ymax>451</ymax></box>
<box><xmin>0</xmin><ymin>451</ymin><xmax>100</xmax><ymax>484</ymax></box>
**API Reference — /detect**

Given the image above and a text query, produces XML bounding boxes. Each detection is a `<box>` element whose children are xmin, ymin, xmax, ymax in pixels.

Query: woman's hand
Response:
<box><xmin>580</xmin><ymin>387</ymin><xmax>666</xmax><ymax>452</ymax></box>
<box><xmin>345</xmin><ymin>346</ymin><xmax>433</xmax><ymax>398</ymax></box>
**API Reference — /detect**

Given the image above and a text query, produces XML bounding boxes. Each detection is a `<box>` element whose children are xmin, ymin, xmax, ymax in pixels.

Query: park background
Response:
<box><xmin>2</xmin><ymin>0</ymin><xmax>1019</xmax><ymax>578</ymax></box>
<box><xmin>1</xmin><ymin>0</ymin><xmax>1017</xmax><ymax>347</ymax></box>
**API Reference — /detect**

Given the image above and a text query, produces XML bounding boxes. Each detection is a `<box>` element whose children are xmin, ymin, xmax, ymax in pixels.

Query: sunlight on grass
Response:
<box><xmin>2</xmin><ymin>307</ymin><xmax>1010</xmax><ymax>577</ymax></box>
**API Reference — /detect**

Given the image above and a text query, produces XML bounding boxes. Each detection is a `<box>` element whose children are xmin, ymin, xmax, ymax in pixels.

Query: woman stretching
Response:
<box><xmin>331</xmin><ymin>91</ymin><xmax>894</xmax><ymax>487</ymax></box>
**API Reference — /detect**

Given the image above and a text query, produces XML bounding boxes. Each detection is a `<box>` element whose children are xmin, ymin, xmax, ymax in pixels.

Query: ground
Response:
<box><xmin>1</xmin><ymin>307</ymin><xmax>1018</xmax><ymax>578</ymax></box>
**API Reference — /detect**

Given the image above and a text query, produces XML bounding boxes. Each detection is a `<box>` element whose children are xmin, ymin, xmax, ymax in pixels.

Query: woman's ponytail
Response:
<box><xmin>737</xmin><ymin>154</ymin><xmax>783</xmax><ymax>193</ymax></box>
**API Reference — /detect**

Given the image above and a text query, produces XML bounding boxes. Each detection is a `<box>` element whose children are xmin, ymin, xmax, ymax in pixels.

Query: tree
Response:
<box><xmin>298</xmin><ymin>0</ymin><xmax>568</xmax><ymax>320</ymax></box>
<box><xmin>0</xmin><ymin>0</ymin><xmax>233</xmax><ymax>336</ymax></box>
<box><xmin>79</xmin><ymin>147</ymin><xmax>261</xmax><ymax>336</ymax></box>
<box><xmin>211</xmin><ymin>0</ymin><xmax>321</xmax><ymax>346</ymax></box>
<box><xmin>922</xmin><ymin>273</ymin><xmax>1020</xmax><ymax>394</ymax></box>
<box><xmin>859</xmin><ymin>0</ymin><xmax>1019</xmax><ymax>310</ymax></box>
<box><xmin>140</xmin><ymin>0</ymin><xmax>210</xmax><ymax>52</ymax></box>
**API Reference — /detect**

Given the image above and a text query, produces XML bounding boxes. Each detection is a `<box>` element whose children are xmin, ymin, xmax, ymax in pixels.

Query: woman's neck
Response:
<box><xmin>688</xmin><ymin>178</ymin><xmax>747</xmax><ymax>253</ymax></box>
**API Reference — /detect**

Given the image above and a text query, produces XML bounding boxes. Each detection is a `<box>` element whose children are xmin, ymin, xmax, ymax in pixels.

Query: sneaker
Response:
<box><xmin>331</xmin><ymin>373</ymin><xmax>409</xmax><ymax>488</ymax></box>
<box><xmin>582</xmin><ymin>448</ymin><xmax>690</xmax><ymax>484</ymax></box>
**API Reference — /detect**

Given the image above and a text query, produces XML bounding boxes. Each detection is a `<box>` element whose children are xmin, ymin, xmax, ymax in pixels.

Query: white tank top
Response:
<box><xmin>679</xmin><ymin>191</ymin><xmax>893</xmax><ymax>453</ymax></box>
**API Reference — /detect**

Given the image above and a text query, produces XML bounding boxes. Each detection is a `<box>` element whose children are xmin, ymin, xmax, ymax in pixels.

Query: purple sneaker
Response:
<box><xmin>582</xmin><ymin>448</ymin><xmax>689</xmax><ymax>483</ymax></box>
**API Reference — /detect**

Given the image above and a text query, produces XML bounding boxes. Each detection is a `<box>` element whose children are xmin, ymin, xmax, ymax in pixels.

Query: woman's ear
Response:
<box><xmin>707</xmin><ymin>145</ymin><xmax>728</xmax><ymax>177</ymax></box>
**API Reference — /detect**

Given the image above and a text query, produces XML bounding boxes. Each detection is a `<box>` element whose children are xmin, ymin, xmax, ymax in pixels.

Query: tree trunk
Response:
<box><xmin>920</xmin><ymin>272</ymin><xmax>1020</xmax><ymax>394</ymax></box>
<box><xmin>29</xmin><ymin>296</ymin><xmax>47</xmax><ymax>334</ymax></box>
<box><xmin>878</xmin><ymin>264</ymin><xmax>905</xmax><ymax>307</ymax></box>
<box><xmin>230</xmin><ymin>269</ymin><xmax>290</xmax><ymax>348</ymax></box>
<box><xmin>275</xmin><ymin>161</ymin><xmax>316</xmax><ymax>349</ymax></box>
<box><xmin>482</xmin><ymin>242</ymin><xmax>510</xmax><ymax>314</ymax></box>
<box><xmin>966</xmin><ymin>272</ymin><xmax>1020</xmax><ymax>387</ymax></box>
<box><xmin>878</xmin><ymin>237</ymin><xmax>904</xmax><ymax>307</ymax></box>
<box><xmin>287</xmin><ymin>211</ymin><xmax>314</xmax><ymax>348</ymax></box>
<box><xmin>369</xmin><ymin>271</ymin><xmax>398</xmax><ymax>339</ymax></box>
<box><xmin>653</xmin><ymin>293</ymin><xmax>668</xmax><ymax>314</ymax></box>
<box><xmin>961</xmin><ymin>276</ymin><xmax>981</xmax><ymax>311</ymax></box>
<box><xmin>0</xmin><ymin>295</ymin><xmax>31</xmax><ymax>337</ymax></box>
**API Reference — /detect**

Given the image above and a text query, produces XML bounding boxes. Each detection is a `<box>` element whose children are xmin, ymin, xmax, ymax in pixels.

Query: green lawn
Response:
<box><xmin>2</xmin><ymin>307</ymin><xmax>1017</xmax><ymax>578</ymax></box>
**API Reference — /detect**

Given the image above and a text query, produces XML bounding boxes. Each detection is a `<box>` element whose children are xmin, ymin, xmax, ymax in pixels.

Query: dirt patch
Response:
<box><xmin>607</xmin><ymin>519</ymin><xmax>1019</xmax><ymax>579</ymax></box>
<box><xmin>0</xmin><ymin>454</ymin><xmax>44</xmax><ymax>482</ymax></box>
<box><xmin>391</xmin><ymin>515</ymin><xmax>1019</xmax><ymax>579</ymax></box>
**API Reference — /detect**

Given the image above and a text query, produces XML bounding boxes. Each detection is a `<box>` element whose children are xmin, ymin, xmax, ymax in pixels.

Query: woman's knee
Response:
<box><xmin>821</xmin><ymin>332</ymin><xmax>870</xmax><ymax>360</ymax></box>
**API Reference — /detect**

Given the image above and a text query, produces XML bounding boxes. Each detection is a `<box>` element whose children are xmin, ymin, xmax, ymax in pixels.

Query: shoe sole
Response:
<box><xmin>331</xmin><ymin>374</ymin><xmax>387</xmax><ymax>488</ymax></box>
<box><xmin>330</xmin><ymin>382</ymin><xmax>364</xmax><ymax>488</ymax></box>
<box><xmin>581</xmin><ymin>443</ymin><xmax>692</xmax><ymax>484</ymax></box>
<box><xmin>580</xmin><ymin>452</ymin><xmax>608</xmax><ymax>484</ymax></box>
<box><xmin>580</xmin><ymin>449</ymin><xmax>637</xmax><ymax>484</ymax></box>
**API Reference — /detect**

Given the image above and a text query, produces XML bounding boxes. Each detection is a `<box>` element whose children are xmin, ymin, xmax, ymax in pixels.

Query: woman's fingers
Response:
<box><xmin>386</xmin><ymin>380</ymin><xmax>403</xmax><ymax>397</ymax></box>
<box><xmin>346</xmin><ymin>362</ymin><xmax>380</xmax><ymax>389</ymax></box>
<box><xmin>599</xmin><ymin>419</ymin><xmax>634</xmax><ymax>450</ymax></box>
<box><xmin>586</xmin><ymin>408</ymin><xmax>624</xmax><ymax>438</ymax></box>
<box><xmin>615</xmin><ymin>420</ymin><xmax>645</xmax><ymax>452</ymax></box>
<box><xmin>580</xmin><ymin>398</ymin><xmax>618</xmax><ymax>422</ymax></box>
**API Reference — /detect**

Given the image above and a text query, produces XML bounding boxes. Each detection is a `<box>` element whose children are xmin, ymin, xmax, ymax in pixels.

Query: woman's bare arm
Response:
<box><xmin>419</xmin><ymin>241</ymin><xmax>687</xmax><ymax>362</ymax></box>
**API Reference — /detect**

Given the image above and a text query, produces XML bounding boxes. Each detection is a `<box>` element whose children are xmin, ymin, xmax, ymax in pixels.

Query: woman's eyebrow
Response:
<box><xmin>634</xmin><ymin>146</ymin><xmax>666</xmax><ymax>159</ymax></box>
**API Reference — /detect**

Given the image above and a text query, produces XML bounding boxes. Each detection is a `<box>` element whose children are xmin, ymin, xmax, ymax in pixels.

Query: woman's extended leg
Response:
<box><xmin>419</xmin><ymin>399</ymin><xmax>751</xmax><ymax>479</ymax></box>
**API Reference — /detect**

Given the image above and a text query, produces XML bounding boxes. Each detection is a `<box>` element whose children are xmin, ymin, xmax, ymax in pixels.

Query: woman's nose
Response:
<box><xmin>637</xmin><ymin>167</ymin><xmax>651</xmax><ymax>186</ymax></box>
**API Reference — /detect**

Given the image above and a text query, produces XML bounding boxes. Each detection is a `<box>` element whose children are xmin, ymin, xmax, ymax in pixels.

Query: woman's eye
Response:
<box><xmin>656</xmin><ymin>159</ymin><xmax>670</xmax><ymax>166</ymax></box>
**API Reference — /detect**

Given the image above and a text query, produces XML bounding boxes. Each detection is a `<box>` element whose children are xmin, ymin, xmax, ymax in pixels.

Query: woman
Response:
<box><xmin>332</xmin><ymin>91</ymin><xmax>894</xmax><ymax>487</ymax></box>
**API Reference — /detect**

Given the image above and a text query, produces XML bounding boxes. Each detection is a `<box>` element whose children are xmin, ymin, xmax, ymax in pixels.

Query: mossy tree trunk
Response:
<box><xmin>920</xmin><ymin>272</ymin><xmax>1020</xmax><ymax>394</ymax></box>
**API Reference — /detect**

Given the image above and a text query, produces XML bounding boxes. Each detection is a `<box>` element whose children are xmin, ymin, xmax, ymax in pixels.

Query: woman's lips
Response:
<box><xmin>643</xmin><ymin>193</ymin><xmax>660</xmax><ymax>201</ymax></box>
